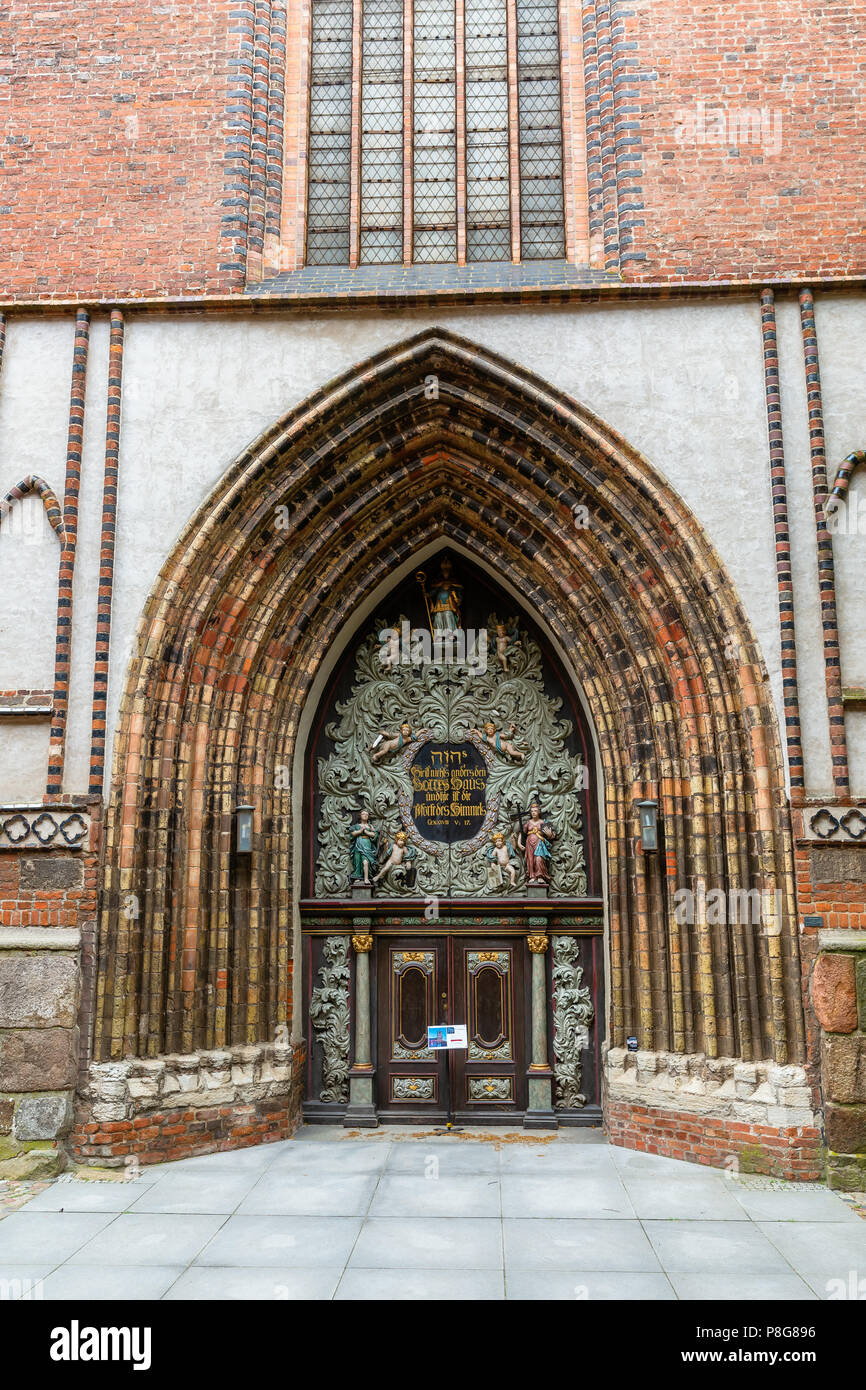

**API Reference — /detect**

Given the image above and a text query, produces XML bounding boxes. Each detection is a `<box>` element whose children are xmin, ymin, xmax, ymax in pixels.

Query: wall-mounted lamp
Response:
<box><xmin>235</xmin><ymin>805</ymin><xmax>255</xmax><ymax>855</ymax></box>
<box><xmin>636</xmin><ymin>799</ymin><xmax>659</xmax><ymax>853</ymax></box>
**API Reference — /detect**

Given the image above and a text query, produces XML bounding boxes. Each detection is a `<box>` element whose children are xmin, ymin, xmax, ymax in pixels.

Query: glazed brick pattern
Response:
<box><xmin>606</xmin><ymin>1100</ymin><xmax>824</xmax><ymax>1180</ymax></box>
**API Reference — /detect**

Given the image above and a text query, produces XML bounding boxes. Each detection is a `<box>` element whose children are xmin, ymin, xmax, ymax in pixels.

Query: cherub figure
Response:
<box><xmin>485</xmin><ymin>831</ymin><xmax>520</xmax><ymax>890</ymax></box>
<box><xmin>472</xmin><ymin>719</ymin><xmax>526</xmax><ymax>763</ymax></box>
<box><xmin>373</xmin><ymin>829</ymin><xmax>417</xmax><ymax>887</ymax></box>
<box><xmin>370</xmin><ymin>720</ymin><xmax>414</xmax><ymax>763</ymax></box>
<box><xmin>494</xmin><ymin>622</ymin><xmax>516</xmax><ymax>673</ymax></box>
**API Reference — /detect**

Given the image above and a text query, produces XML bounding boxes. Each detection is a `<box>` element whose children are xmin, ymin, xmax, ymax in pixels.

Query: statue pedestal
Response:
<box><xmin>351</xmin><ymin>882</ymin><xmax>373</xmax><ymax>900</ymax></box>
<box><xmin>526</xmin><ymin>882</ymin><xmax>549</xmax><ymax>899</ymax></box>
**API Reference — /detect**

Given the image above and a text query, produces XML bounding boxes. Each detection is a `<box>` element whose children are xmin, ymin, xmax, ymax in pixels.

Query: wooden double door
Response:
<box><xmin>377</xmin><ymin>936</ymin><xmax>525</xmax><ymax>1121</ymax></box>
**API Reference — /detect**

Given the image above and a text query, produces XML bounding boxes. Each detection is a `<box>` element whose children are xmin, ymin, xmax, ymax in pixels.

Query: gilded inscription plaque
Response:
<box><xmin>410</xmin><ymin>741</ymin><xmax>487</xmax><ymax>842</ymax></box>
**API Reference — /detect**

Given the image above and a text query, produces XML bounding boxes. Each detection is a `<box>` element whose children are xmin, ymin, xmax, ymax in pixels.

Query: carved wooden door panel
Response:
<box><xmin>377</xmin><ymin>938</ymin><xmax>449</xmax><ymax>1118</ymax></box>
<box><xmin>450</xmin><ymin>939</ymin><xmax>525</xmax><ymax>1117</ymax></box>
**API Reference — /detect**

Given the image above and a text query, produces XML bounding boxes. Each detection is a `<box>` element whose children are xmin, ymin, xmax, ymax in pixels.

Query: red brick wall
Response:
<box><xmin>2</xmin><ymin>0</ymin><xmax>864</xmax><ymax>296</ymax></box>
<box><xmin>0</xmin><ymin>0</ymin><xmax>251</xmax><ymax>297</ymax></box>
<box><xmin>606</xmin><ymin>1100</ymin><xmax>823</xmax><ymax>1180</ymax></box>
<box><xmin>619</xmin><ymin>0</ymin><xmax>866</xmax><ymax>281</ymax></box>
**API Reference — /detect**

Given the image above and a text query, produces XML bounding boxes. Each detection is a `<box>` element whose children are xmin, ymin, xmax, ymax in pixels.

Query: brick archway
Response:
<box><xmin>93</xmin><ymin>328</ymin><xmax>805</xmax><ymax>1096</ymax></box>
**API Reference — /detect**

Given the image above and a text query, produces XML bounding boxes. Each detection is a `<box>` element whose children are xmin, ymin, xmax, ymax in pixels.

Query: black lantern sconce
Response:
<box><xmin>636</xmin><ymin>799</ymin><xmax>659</xmax><ymax>853</ymax></box>
<box><xmin>235</xmin><ymin>805</ymin><xmax>255</xmax><ymax>855</ymax></box>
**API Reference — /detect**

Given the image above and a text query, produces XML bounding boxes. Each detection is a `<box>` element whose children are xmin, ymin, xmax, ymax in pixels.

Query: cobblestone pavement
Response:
<box><xmin>1</xmin><ymin>1128</ymin><xmax>865</xmax><ymax>1301</ymax></box>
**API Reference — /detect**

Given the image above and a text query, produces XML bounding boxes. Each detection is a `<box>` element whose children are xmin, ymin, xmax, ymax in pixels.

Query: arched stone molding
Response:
<box><xmin>94</xmin><ymin>328</ymin><xmax>805</xmax><ymax>1075</ymax></box>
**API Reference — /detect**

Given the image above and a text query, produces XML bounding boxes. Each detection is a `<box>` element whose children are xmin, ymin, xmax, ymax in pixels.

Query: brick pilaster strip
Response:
<box><xmin>455</xmin><ymin>0</ymin><xmax>467</xmax><ymax>265</ymax></box>
<box><xmin>580</xmin><ymin>2</ymin><xmax>603</xmax><ymax>267</ymax></box>
<box><xmin>245</xmin><ymin>0</ymin><xmax>273</xmax><ymax>283</ymax></box>
<box><xmin>89</xmin><ymin>310</ymin><xmax>125</xmax><ymax>796</ymax></box>
<box><xmin>593</xmin><ymin>0</ymin><xmax>621</xmax><ymax>272</ymax></box>
<box><xmin>505</xmin><ymin>0</ymin><xmax>521</xmax><ymax>262</ymax></box>
<box><xmin>403</xmin><ymin>0</ymin><xmax>414</xmax><ymax>264</ymax></box>
<box><xmin>264</xmin><ymin>0</ymin><xmax>288</xmax><ymax>275</ymax></box>
<box><xmin>46</xmin><ymin>308</ymin><xmax>90</xmax><ymax>798</ymax></box>
<box><xmin>220</xmin><ymin>1</ymin><xmax>256</xmax><ymax>287</ymax></box>
<box><xmin>760</xmin><ymin>289</ymin><xmax>805</xmax><ymax>802</ymax></box>
<box><xmin>349</xmin><ymin>0</ymin><xmax>364</xmax><ymax>267</ymax></box>
<box><xmin>798</xmin><ymin>288</ymin><xmax>849</xmax><ymax>796</ymax></box>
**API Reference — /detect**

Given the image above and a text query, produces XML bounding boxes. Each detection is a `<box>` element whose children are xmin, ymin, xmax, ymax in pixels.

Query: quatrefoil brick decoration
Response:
<box><xmin>59</xmin><ymin>813</ymin><xmax>88</xmax><ymax>846</ymax></box>
<box><xmin>810</xmin><ymin>808</ymin><xmax>840</xmax><ymax>840</ymax></box>
<box><xmin>840</xmin><ymin>808</ymin><xmax>866</xmax><ymax>841</ymax></box>
<box><xmin>2</xmin><ymin>814</ymin><xmax>31</xmax><ymax>845</ymax></box>
<box><xmin>31</xmin><ymin>812</ymin><xmax>60</xmax><ymax>845</ymax></box>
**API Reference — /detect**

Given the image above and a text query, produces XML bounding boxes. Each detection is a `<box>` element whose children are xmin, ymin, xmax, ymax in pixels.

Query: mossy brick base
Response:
<box><xmin>606</xmin><ymin>1100</ymin><xmax>823</xmax><ymax>1181</ymax></box>
<box><xmin>70</xmin><ymin>1098</ymin><xmax>298</xmax><ymax>1167</ymax></box>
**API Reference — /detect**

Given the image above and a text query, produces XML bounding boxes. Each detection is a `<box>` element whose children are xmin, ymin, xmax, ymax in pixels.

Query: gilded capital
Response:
<box><xmin>527</xmin><ymin>932</ymin><xmax>549</xmax><ymax>954</ymax></box>
<box><xmin>352</xmin><ymin>934</ymin><xmax>374</xmax><ymax>953</ymax></box>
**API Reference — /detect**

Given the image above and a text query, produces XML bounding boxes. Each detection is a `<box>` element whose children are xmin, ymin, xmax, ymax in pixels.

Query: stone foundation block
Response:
<box><xmin>0</xmin><ymin>952</ymin><xmax>79</xmax><ymax>1028</ymax></box>
<box><xmin>812</xmin><ymin>953</ymin><xmax>858</xmax><ymax>1033</ymax></box>
<box><xmin>12</xmin><ymin>1093</ymin><xmax>72</xmax><ymax>1141</ymax></box>
<box><xmin>824</xmin><ymin>1102</ymin><xmax>866</xmax><ymax>1155</ymax></box>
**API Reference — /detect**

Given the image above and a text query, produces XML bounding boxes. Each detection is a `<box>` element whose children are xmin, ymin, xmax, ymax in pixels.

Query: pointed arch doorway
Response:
<box><xmin>301</xmin><ymin>547</ymin><xmax>604</xmax><ymax>1128</ymax></box>
<box><xmin>90</xmin><ymin>328</ymin><xmax>806</xmax><ymax>1165</ymax></box>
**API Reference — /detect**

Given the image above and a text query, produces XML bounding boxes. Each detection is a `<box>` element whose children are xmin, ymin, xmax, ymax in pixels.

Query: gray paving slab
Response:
<box><xmin>499</xmin><ymin>1143</ymin><xmax>617</xmax><ymax>1175</ymax></box>
<box><xmin>503</xmin><ymin>1217</ymin><xmax>661</xmax><ymax>1271</ymax></box>
<box><xmin>731</xmin><ymin>1187</ymin><xmax>860</xmax><ymax>1223</ymax></box>
<box><xmin>9</xmin><ymin>1130</ymin><xmax>866</xmax><ymax>1300</ymax></box>
<box><xmin>66</xmin><ymin>1213</ymin><xmax>226</xmax><ymax>1267</ymax></box>
<box><xmin>335</xmin><ymin>1268</ymin><xmax>505</xmax><ymax>1300</ymax></box>
<box><xmin>128</xmin><ymin>1173</ymin><xmax>258</xmax><ymax>1215</ymax></box>
<box><xmin>501</xmin><ymin>1172</ymin><xmax>633</xmax><ymax>1219</ymax></box>
<box><xmin>164</xmin><ymin>1266</ymin><xmax>343</xmax><ymax>1300</ymax></box>
<box><xmin>644</xmin><ymin>1219</ymin><xmax>799</xmax><ymax>1274</ymax></box>
<box><xmin>800</xmin><ymin>1269</ymin><xmax>866</xmax><ymax>1300</ymax></box>
<box><xmin>385</xmin><ymin>1142</ymin><xmax>500</xmax><ymax>1175</ymax></box>
<box><xmin>22</xmin><ymin>1180</ymin><xmax>155</xmax><ymax>1213</ymax></box>
<box><xmin>670</xmin><ymin>1271</ymin><xmax>818</xmax><ymax>1301</ymax></box>
<box><xmin>622</xmin><ymin>1174</ymin><xmax>748</xmax><ymax>1221</ymax></box>
<box><xmin>39</xmin><ymin>1265</ymin><xmax>186</xmax><ymax>1300</ymax></box>
<box><xmin>267</xmin><ymin>1141</ymin><xmax>392</xmax><ymax>1174</ymax></box>
<box><xmin>505</xmin><ymin>1270</ymin><xmax>677</xmax><ymax>1300</ymax></box>
<box><xmin>0</xmin><ymin>1266</ymin><xmax>54</xmax><ymax>1298</ymax></box>
<box><xmin>349</xmin><ymin>1216</ymin><xmax>503</xmax><ymax>1268</ymax></box>
<box><xmin>237</xmin><ymin>1172</ymin><xmax>378</xmax><ymax>1217</ymax></box>
<box><xmin>0</xmin><ymin>1212</ymin><xmax>116</xmax><ymax>1264</ymax></box>
<box><xmin>194</xmin><ymin>1214</ymin><xmax>363</xmax><ymax>1268</ymax></box>
<box><xmin>757</xmin><ymin>1220</ymin><xmax>866</xmax><ymax>1278</ymax></box>
<box><xmin>369</xmin><ymin>1174</ymin><xmax>501</xmax><ymax>1218</ymax></box>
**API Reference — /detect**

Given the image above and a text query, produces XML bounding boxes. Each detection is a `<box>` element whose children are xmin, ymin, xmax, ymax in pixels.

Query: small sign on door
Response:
<box><xmin>427</xmin><ymin>1024</ymin><xmax>468</xmax><ymax>1050</ymax></box>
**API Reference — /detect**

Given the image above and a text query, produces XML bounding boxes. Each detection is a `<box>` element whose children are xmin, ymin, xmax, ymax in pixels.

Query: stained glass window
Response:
<box><xmin>305</xmin><ymin>0</ymin><xmax>566</xmax><ymax>265</ymax></box>
<box><xmin>306</xmin><ymin>0</ymin><xmax>354</xmax><ymax>264</ymax></box>
<box><xmin>465</xmin><ymin>0</ymin><xmax>511</xmax><ymax>261</ymax></box>
<box><xmin>361</xmin><ymin>0</ymin><xmax>404</xmax><ymax>262</ymax></box>
<box><xmin>413</xmin><ymin>0</ymin><xmax>458</xmax><ymax>262</ymax></box>
<box><xmin>516</xmin><ymin>0</ymin><xmax>565</xmax><ymax>259</ymax></box>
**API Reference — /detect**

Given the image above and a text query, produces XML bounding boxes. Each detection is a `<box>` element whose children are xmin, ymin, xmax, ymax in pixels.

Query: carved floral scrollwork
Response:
<box><xmin>552</xmin><ymin>935</ymin><xmax>594</xmax><ymax>1110</ymax></box>
<box><xmin>314</xmin><ymin>615</ymin><xmax>587</xmax><ymax>898</ymax></box>
<box><xmin>309</xmin><ymin>935</ymin><xmax>351</xmax><ymax>1103</ymax></box>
